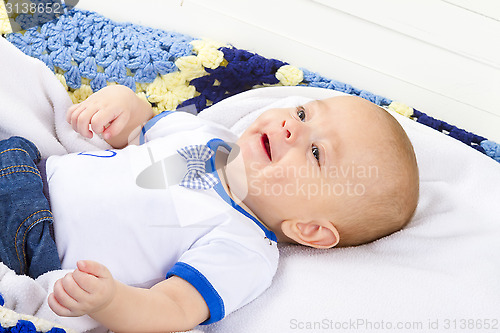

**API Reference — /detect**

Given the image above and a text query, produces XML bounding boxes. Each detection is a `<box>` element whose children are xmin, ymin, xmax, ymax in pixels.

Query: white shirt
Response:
<box><xmin>46</xmin><ymin>111</ymin><xmax>279</xmax><ymax>324</ymax></box>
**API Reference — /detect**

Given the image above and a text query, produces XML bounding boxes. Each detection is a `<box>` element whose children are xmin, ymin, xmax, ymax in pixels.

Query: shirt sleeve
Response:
<box><xmin>166</xmin><ymin>232</ymin><xmax>279</xmax><ymax>324</ymax></box>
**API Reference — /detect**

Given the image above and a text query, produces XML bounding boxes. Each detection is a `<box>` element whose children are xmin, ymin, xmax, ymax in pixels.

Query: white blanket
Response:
<box><xmin>0</xmin><ymin>36</ymin><xmax>109</xmax><ymax>333</ymax></box>
<box><xmin>1</xmin><ymin>35</ymin><xmax>500</xmax><ymax>333</ymax></box>
<box><xmin>0</xmin><ymin>37</ymin><xmax>110</xmax><ymax>156</ymax></box>
<box><xmin>198</xmin><ymin>87</ymin><xmax>500</xmax><ymax>332</ymax></box>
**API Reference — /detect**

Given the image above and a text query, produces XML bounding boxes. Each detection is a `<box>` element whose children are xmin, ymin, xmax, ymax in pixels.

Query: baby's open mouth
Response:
<box><xmin>262</xmin><ymin>134</ymin><xmax>271</xmax><ymax>161</ymax></box>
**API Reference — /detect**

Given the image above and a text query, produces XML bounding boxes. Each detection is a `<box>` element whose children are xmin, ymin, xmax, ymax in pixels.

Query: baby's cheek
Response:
<box><xmin>258</xmin><ymin>173</ymin><xmax>296</xmax><ymax>198</ymax></box>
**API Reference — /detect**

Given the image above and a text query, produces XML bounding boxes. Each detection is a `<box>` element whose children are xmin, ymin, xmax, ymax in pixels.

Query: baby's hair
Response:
<box><xmin>334</xmin><ymin>102</ymin><xmax>419</xmax><ymax>247</ymax></box>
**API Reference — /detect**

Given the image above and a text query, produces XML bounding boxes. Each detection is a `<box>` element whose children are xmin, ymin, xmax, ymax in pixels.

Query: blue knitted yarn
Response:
<box><xmin>179</xmin><ymin>47</ymin><xmax>287</xmax><ymax>112</ymax></box>
<box><xmin>0</xmin><ymin>320</ymin><xmax>65</xmax><ymax>333</ymax></box>
<box><xmin>301</xmin><ymin>69</ymin><xmax>393</xmax><ymax>106</ymax></box>
<box><xmin>480</xmin><ymin>140</ymin><xmax>500</xmax><ymax>163</ymax></box>
<box><xmin>0</xmin><ymin>294</ymin><xmax>67</xmax><ymax>333</ymax></box>
<box><xmin>177</xmin><ymin>48</ymin><xmax>393</xmax><ymax>113</ymax></box>
<box><xmin>412</xmin><ymin>109</ymin><xmax>487</xmax><ymax>153</ymax></box>
<box><xmin>1</xmin><ymin>293</ymin><xmax>68</xmax><ymax>333</ymax></box>
<box><xmin>6</xmin><ymin>9</ymin><xmax>195</xmax><ymax>92</ymax></box>
<box><xmin>4</xmin><ymin>8</ymin><xmax>500</xmax><ymax>164</ymax></box>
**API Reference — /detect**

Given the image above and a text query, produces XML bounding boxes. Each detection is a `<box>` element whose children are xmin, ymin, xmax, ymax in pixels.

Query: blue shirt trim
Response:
<box><xmin>139</xmin><ymin>110</ymin><xmax>175</xmax><ymax>144</ymax></box>
<box><xmin>166</xmin><ymin>262</ymin><xmax>224</xmax><ymax>325</ymax></box>
<box><xmin>77</xmin><ymin>150</ymin><xmax>117</xmax><ymax>158</ymax></box>
<box><xmin>206</xmin><ymin>138</ymin><xmax>278</xmax><ymax>243</ymax></box>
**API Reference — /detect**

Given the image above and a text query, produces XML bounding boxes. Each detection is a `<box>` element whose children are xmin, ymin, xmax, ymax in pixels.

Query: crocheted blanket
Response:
<box><xmin>1</xmin><ymin>5</ymin><xmax>500</xmax><ymax>333</ymax></box>
<box><xmin>2</xmin><ymin>7</ymin><xmax>499</xmax><ymax>164</ymax></box>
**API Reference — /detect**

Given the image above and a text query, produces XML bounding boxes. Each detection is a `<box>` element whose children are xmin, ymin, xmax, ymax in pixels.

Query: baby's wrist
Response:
<box><xmin>88</xmin><ymin>277</ymin><xmax>119</xmax><ymax>319</ymax></box>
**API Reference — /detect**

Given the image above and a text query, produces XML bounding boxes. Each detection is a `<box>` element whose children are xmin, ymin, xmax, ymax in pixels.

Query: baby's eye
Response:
<box><xmin>312</xmin><ymin>145</ymin><xmax>320</xmax><ymax>164</ymax></box>
<box><xmin>296</xmin><ymin>107</ymin><xmax>306</xmax><ymax>122</ymax></box>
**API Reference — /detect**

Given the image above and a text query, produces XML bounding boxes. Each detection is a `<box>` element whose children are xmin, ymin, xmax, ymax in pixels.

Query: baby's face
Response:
<box><xmin>229</xmin><ymin>96</ymin><xmax>386</xmax><ymax>231</ymax></box>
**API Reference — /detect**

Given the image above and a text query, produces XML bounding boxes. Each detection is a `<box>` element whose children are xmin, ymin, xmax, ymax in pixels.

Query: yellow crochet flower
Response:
<box><xmin>55</xmin><ymin>73</ymin><xmax>68</xmax><ymax>91</ymax></box>
<box><xmin>175</xmin><ymin>56</ymin><xmax>205</xmax><ymax>80</ymax></box>
<box><xmin>0</xmin><ymin>0</ymin><xmax>12</xmax><ymax>34</ymax></box>
<box><xmin>197</xmin><ymin>47</ymin><xmax>224</xmax><ymax>70</ymax></box>
<box><xmin>144</xmin><ymin>38</ymin><xmax>229</xmax><ymax>113</ymax></box>
<box><xmin>191</xmin><ymin>39</ymin><xmax>227</xmax><ymax>54</ymax></box>
<box><xmin>135</xmin><ymin>91</ymin><xmax>150</xmax><ymax>105</ymax></box>
<box><xmin>135</xmin><ymin>82</ymin><xmax>149</xmax><ymax>94</ymax></box>
<box><xmin>172</xmin><ymin>84</ymin><xmax>196</xmax><ymax>100</ymax></box>
<box><xmin>69</xmin><ymin>84</ymin><xmax>93</xmax><ymax>104</ymax></box>
<box><xmin>147</xmin><ymin>72</ymin><xmax>197</xmax><ymax>113</ymax></box>
<box><xmin>153</xmin><ymin>91</ymin><xmax>178</xmax><ymax>113</ymax></box>
<box><xmin>276</xmin><ymin>65</ymin><xmax>303</xmax><ymax>86</ymax></box>
<box><xmin>388</xmin><ymin>101</ymin><xmax>413</xmax><ymax>118</ymax></box>
<box><xmin>148</xmin><ymin>72</ymin><xmax>184</xmax><ymax>97</ymax></box>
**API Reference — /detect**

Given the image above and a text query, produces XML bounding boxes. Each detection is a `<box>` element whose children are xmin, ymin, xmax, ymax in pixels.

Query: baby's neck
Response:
<box><xmin>215</xmin><ymin>152</ymin><xmax>292</xmax><ymax>243</ymax></box>
<box><xmin>214</xmin><ymin>151</ymin><xmax>266</xmax><ymax>227</ymax></box>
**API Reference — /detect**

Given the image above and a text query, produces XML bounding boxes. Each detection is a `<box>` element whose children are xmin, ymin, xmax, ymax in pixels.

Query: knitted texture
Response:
<box><xmin>0</xmin><ymin>5</ymin><xmax>499</xmax><ymax>333</ymax></box>
<box><xmin>388</xmin><ymin>103</ymin><xmax>500</xmax><ymax>162</ymax></box>
<box><xmin>1</xmin><ymin>8</ymin><xmax>499</xmax><ymax>163</ymax></box>
<box><xmin>0</xmin><ymin>1</ymin><xmax>11</xmax><ymax>34</ymax></box>
<box><xmin>0</xmin><ymin>306</ymin><xmax>71</xmax><ymax>333</ymax></box>
<box><xmin>0</xmin><ymin>321</ymin><xmax>66</xmax><ymax>333</ymax></box>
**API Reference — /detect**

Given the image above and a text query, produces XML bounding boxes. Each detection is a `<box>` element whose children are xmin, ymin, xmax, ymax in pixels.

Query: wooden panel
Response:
<box><xmin>312</xmin><ymin>0</ymin><xmax>500</xmax><ymax>68</ymax></box>
<box><xmin>442</xmin><ymin>0</ymin><xmax>500</xmax><ymax>20</ymax></box>
<box><xmin>75</xmin><ymin>0</ymin><xmax>500</xmax><ymax>142</ymax></box>
<box><xmin>185</xmin><ymin>0</ymin><xmax>500</xmax><ymax>141</ymax></box>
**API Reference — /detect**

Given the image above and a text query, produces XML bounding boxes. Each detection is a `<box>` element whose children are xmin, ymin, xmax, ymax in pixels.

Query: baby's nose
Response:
<box><xmin>281</xmin><ymin>120</ymin><xmax>298</xmax><ymax>144</ymax></box>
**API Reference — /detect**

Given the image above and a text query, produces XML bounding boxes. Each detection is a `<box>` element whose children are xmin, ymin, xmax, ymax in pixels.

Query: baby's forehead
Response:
<box><xmin>311</xmin><ymin>96</ymin><xmax>378</xmax><ymax>112</ymax></box>
<box><xmin>313</xmin><ymin>97</ymin><xmax>397</xmax><ymax>132</ymax></box>
<box><xmin>316</xmin><ymin>99</ymin><xmax>398</xmax><ymax>161</ymax></box>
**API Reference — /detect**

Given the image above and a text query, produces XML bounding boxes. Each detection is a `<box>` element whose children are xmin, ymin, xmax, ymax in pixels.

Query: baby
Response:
<box><xmin>0</xmin><ymin>85</ymin><xmax>418</xmax><ymax>332</ymax></box>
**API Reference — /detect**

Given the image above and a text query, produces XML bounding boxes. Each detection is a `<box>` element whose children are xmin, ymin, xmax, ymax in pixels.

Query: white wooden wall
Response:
<box><xmin>77</xmin><ymin>0</ymin><xmax>500</xmax><ymax>142</ymax></box>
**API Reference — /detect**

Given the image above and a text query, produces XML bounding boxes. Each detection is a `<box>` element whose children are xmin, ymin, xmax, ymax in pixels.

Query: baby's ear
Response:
<box><xmin>281</xmin><ymin>219</ymin><xmax>339</xmax><ymax>249</ymax></box>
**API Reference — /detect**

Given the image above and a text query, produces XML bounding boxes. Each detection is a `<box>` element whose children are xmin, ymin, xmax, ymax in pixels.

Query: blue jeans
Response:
<box><xmin>0</xmin><ymin>137</ymin><xmax>61</xmax><ymax>278</ymax></box>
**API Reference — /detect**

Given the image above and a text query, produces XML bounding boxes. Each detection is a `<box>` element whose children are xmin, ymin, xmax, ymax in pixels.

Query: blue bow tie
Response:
<box><xmin>177</xmin><ymin>145</ymin><xmax>219</xmax><ymax>190</ymax></box>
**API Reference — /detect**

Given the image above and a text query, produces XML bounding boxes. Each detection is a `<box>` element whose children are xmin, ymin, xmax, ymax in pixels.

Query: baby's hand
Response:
<box><xmin>66</xmin><ymin>85</ymin><xmax>136</xmax><ymax>141</ymax></box>
<box><xmin>48</xmin><ymin>260</ymin><xmax>116</xmax><ymax>317</ymax></box>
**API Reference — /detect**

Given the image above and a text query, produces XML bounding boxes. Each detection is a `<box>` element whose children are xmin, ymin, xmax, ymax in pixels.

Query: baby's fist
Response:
<box><xmin>49</xmin><ymin>260</ymin><xmax>116</xmax><ymax>317</ymax></box>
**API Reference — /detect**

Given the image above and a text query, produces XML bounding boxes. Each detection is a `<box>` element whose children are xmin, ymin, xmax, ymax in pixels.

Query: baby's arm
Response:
<box><xmin>67</xmin><ymin>85</ymin><xmax>154</xmax><ymax>149</ymax></box>
<box><xmin>48</xmin><ymin>260</ymin><xmax>209</xmax><ymax>333</ymax></box>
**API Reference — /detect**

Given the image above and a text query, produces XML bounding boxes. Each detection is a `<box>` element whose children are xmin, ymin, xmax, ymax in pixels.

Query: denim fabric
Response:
<box><xmin>0</xmin><ymin>137</ymin><xmax>61</xmax><ymax>278</ymax></box>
